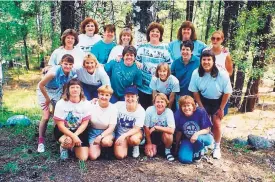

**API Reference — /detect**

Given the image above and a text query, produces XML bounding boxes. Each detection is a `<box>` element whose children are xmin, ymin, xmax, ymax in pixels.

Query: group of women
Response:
<box><xmin>36</xmin><ymin>17</ymin><xmax>233</xmax><ymax>163</ymax></box>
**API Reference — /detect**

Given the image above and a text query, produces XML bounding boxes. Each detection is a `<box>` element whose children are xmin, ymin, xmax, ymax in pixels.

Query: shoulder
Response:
<box><xmin>93</xmin><ymin>40</ymin><xmax>103</xmax><ymax>47</ymax></box>
<box><xmin>192</xmin><ymin>68</ymin><xmax>199</xmax><ymax>76</ymax></box>
<box><xmin>151</xmin><ymin>76</ymin><xmax>158</xmax><ymax>82</ymax></box>
<box><xmin>115</xmin><ymin>101</ymin><xmax>125</xmax><ymax>109</ymax></box>
<box><xmin>165</xmin><ymin>108</ymin><xmax>174</xmax><ymax>115</ymax></box>
<box><xmin>137</xmin><ymin>104</ymin><xmax>146</xmax><ymax>113</ymax></box>
<box><xmin>169</xmin><ymin>40</ymin><xmax>180</xmax><ymax>46</ymax></box>
<box><xmin>146</xmin><ymin>106</ymin><xmax>155</xmax><ymax>113</ymax></box>
<box><xmin>78</xmin><ymin>34</ymin><xmax>85</xmax><ymax>39</ymax></box>
<box><xmin>94</xmin><ymin>34</ymin><xmax>102</xmax><ymax>39</ymax></box>
<box><xmin>169</xmin><ymin>75</ymin><xmax>178</xmax><ymax>82</ymax></box>
<box><xmin>218</xmin><ymin>69</ymin><xmax>230</xmax><ymax>78</ymax></box>
<box><xmin>193</xmin><ymin>40</ymin><xmax>206</xmax><ymax>46</ymax></box>
<box><xmin>56</xmin><ymin>99</ymin><xmax>66</xmax><ymax>106</ymax></box>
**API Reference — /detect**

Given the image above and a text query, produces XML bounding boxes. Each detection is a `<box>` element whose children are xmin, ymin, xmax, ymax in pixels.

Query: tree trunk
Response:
<box><xmin>132</xmin><ymin>1</ymin><xmax>156</xmax><ymax>46</ymax></box>
<box><xmin>74</xmin><ymin>0</ymin><xmax>85</xmax><ymax>32</ymax></box>
<box><xmin>61</xmin><ymin>1</ymin><xmax>75</xmax><ymax>34</ymax></box>
<box><xmin>23</xmin><ymin>33</ymin><xmax>29</xmax><ymax>70</ymax></box>
<box><xmin>205</xmin><ymin>0</ymin><xmax>213</xmax><ymax>42</ymax></box>
<box><xmin>186</xmin><ymin>1</ymin><xmax>194</xmax><ymax>21</ymax></box>
<box><xmin>216</xmin><ymin>0</ymin><xmax>222</xmax><ymax>29</ymax></box>
<box><xmin>170</xmin><ymin>0</ymin><xmax>175</xmax><ymax>42</ymax></box>
<box><xmin>240</xmin><ymin>14</ymin><xmax>272</xmax><ymax>112</ymax></box>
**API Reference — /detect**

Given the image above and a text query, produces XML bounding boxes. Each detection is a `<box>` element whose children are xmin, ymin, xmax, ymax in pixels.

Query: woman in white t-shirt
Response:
<box><xmin>78</xmin><ymin>17</ymin><xmax>102</xmax><ymax>53</ymax></box>
<box><xmin>88</xmin><ymin>85</ymin><xmax>118</xmax><ymax>160</ymax></box>
<box><xmin>114</xmin><ymin>86</ymin><xmax>145</xmax><ymax>159</ymax></box>
<box><xmin>107</xmin><ymin>28</ymin><xmax>133</xmax><ymax>62</ymax></box>
<box><xmin>53</xmin><ymin>79</ymin><xmax>91</xmax><ymax>161</ymax></box>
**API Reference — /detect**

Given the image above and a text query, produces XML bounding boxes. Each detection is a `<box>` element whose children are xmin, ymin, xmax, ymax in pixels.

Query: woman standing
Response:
<box><xmin>76</xmin><ymin>53</ymin><xmax>110</xmax><ymax>100</ymax></box>
<box><xmin>88</xmin><ymin>85</ymin><xmax>118</xmax><ymax>160</ymax></box>
<box><xmin>169</xmin><ymin>21</ymin><xmax>206</xmax><ymax>61</ymax></box>
<box><xmin>136</xmin><ymin>22</ymin><xmax>173</xmax><ymax>110</ymax></box>
<box><xmin>53</xmin><ymin>79</ymin><xmax>90</xmax><ymax>161</ymax></box>
<box><xmin>48</xmin><ymin>29</ymin><xmax>84</xmax><ymax>68</ymax></box>
<box><xmin>78</xmin><ymin>17</ymin><xmax>102</xmax><ymax>53</ymax></box>
<box><xmin>188</xmin><ymin>50</ymin><xmax>232</xmax><ymax>159</ymax></box>
<box><xmin>114</xmin><ymin>86</ymin><xmax>145</xmax><ymax>159</ymax></box>
<box><xmin>107</xmin><ymin>28</ymin><xmax>133</xmax><ymax>62</ymax></box>
<box><xmin>37</xmin><ymin>54</ymin><xmax>76</xmax><ymax>153</ymax></box>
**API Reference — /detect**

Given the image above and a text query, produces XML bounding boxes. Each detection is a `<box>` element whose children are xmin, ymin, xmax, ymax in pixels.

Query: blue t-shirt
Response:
<box><xmin>144</xmin><ymin>106</ymin><xmax>175</xmax><ymax>128</ymax></box>
<box><xmin>188</xmin><ymin>69</ymin><xmax>232</xmax><ymax>99</ymax></box>
<box><xmin>168</xmin><ymin>40</ymin><xmax>206</xmax><ymax>61</ymax></box>
<box><xmin>91</xmin><ymin>40</ymin><xmax>116</xmax><ymax>64</ymax></box>
<box><xmin>149</xmin><ymin>75</ymin><xmax>180</xmax><ymax>95</ymax></box>
<box><xmin>104</xmin><ymin>60</ymin><xmax>142</xmax><ymax>97</ymax></box>
<box><xmin>175</xmin><ymin>107</ymin><xmax>212</xmax><ymax>139</ymax></box>
<box><xmin>171</xmin><ymin>55</ymin><xmax>200</xmax><ymax>96</ymax></box>
<box><xmin>136</xmin><ymin>43</ymin><xmax>173</xmax><ymax>94</ymax></box>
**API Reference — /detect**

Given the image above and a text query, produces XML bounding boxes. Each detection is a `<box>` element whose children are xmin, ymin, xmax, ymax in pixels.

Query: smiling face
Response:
<box><xmin>181</xmin><ymin>45</ymin><xmax>192</xmax><ymax>62</ymax></box>
<box><xmin>125</xmin><ymin>93</ymin><xmax>138</xmax><ymax>105</ymax></box>
<box><xmin>121</xmin><ymin>33</ymin><xmax>131</xmax><ymax>46</ymax></box>
<box><xmin>64</xmin><ymin>35</ymin><xmax>75</xmax><ymax>49</ymax></box>
<box><xmin>84</xmin><ymin>59</ymin><xmax>97</xmax><ymax>74</ymax></box>
<box><xmin>181</xmin><ymin>27</ymin><xmax>192</xmax><ymax>41</ymax></box>
<box><xmin>123</xmin><ymin>52</ymin><xmax>135</xmax><ymax>66</ymax></box>
<box><xmin>69</xmin><ymin>84</ymin><xmax>81</xmax><ymax>98</ymax></box>
<box><xmin>98</xmin><ymin>92</ymin><xmax>111</xmax><ymax>106</ymax></box>
<box><xmin>181</xmin><ymin>103</ymin><xmax>195</xmax><ymax>117</ymax></box>
<box><xmin>104</xmin><ymin>30</ymin><xmax>115</xmax><ymax>42</ymax></box>
<box><xmin>85</xmin><ymin>22</ymin><xmax>95</xmax><ymax>36</ymax></box>
<box><xmin>158</xmin><ymin>67</ymin><xmax>168</xmax><ymax>81</ymax></box>
<box><xmin>149</xmin><ymin>28</ymin><xmax>161</xmax><ymax>43</ymax></box>
<box><xmin>61</xmin><ymin>60</ymin><xmax>74</xmax><ymax>74</ymax></box>
<box><xmin>201</xmin><ymin>56</ymin><xmax>214</xmax><ymax>72</ymax></box>
<box><xmin>154</xmin><ymin>96</ymin><xmax>167</xmax><ymax>114</ymax></box>
<box><xmin>211</xmin><ymin>32</ymin><xmax>223</xmax><ymax>48</ymax></box>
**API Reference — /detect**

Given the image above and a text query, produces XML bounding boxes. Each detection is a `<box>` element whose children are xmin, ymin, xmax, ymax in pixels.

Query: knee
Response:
<box><xmin>178</xmin><ymin>155</ymin><xmax>193</xmax><ymax>164</ymax></box>
<box><xmin>88</xmin><ymin>152</ymin><xmax>98</xmax><ymax>161</ymax></box>
<box><xmin>129</xmin><ymin>137</ymin><xmax>141</xmax><ymax>146</ymax></box>
<box><xmin>162</xmin><ymin>133</ymin><xmax>173</xmax><ymax>143</ymax></box>
<box><xmin>101</xmin><ymin>139</ymin><xmax>113</xmax><ymax>147</ymax></box>
<box><xmin>77</xmin><ymin>154</ymin><xmax>88</xmax><ymax>161</ymax></box>
<box><xmin>115</xmin><ymin>152</ymin><xmax>126</xmax><ymax>160</ymax></box>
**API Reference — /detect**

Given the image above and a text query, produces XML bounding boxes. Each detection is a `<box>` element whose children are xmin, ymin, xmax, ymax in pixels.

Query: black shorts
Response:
<box><xmin>54</xmin><ymin>125</ymin><xmax>89</xmax><ymax>147</ymax></box>
<box><xmin>151</xmin><ymin>131</ymin><xmax>163</xmax><ymax>146</ymax></box>
<box><xmin>200</xmin><ymin>95</ymin><xmax>222</xmax><ymax>115</ymax></box>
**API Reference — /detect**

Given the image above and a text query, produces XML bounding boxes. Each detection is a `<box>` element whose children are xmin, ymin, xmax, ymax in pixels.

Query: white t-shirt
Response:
<box><xmin>90</xmin><ymin>102</ymin><xmax>118</xmax><ymax>129</ymax></box>
<box><xmin>144</xmin><ymin>106</ymin><xmax>175</xmax><ymax>128</ymax></box>
<box><xmin>48</xmin><ymin>47</ymin><xmax>85</xmax><ymax>69</ymax></box>
<box><xmin>53</xmin><ymin>99</ymin><xmax>91</xmax><ymax>130</ymax></box>
<box><xmin>76</xmin><ymin>67</ymin><xmax>110</xmax><ymax>86</ymax></box>
<box><xmin>77</xmin><ymin>34</ymin><xmax>102</xmax><ymax>53</ymax></box>
<box><xmin>107</xmin><ymin>45</ymin><xmax>124</xmax><ymax>62</ymax></box>
<box><xmin>149</xmin><ymin>75</ymin><xmax>180</xmax><ymax>95</ymax></box>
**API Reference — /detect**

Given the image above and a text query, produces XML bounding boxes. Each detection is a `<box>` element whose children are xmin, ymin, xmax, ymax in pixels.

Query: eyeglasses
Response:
<box><xmin>211</xmin><ymin>37</ymin><xmax>221</xmax><ymax>41</ymax></box>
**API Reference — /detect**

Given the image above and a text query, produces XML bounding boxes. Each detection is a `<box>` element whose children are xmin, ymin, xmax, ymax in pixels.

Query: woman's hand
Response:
<box><xmin>42</xmin><ymin>98</ymin><xmax>51</xmax><ymax>110</ymax></box>
<box><xmin>145</xmin><ymin>143</ymin><xmax>155</xmax><ymax>157</ymax></box>
<box><xmin>72</xmin><ymin>135</ymin><xmax>82</xmax><ymax>147</ymax></box>
<box><xmin>91</xmin><ymin>98</ymin><xmax>99</xmax><ymax>104</ymax></box>
<box><xmin>93</xmin><ymin>135</ymin><xmax>102</xmax><ymax>145</ymax></box>
<box><xmin>215</xmin><ymin>108</ymin><xmax>224</xmax><ymax>119</ymax></box>
<box><xmin>149</xmin><ymin>126</ymin><xmax>156</xmax><ymax>134</ymax></box>
<box><xmin>135</xmin><ymin>61</ymin><xmax>143</xmax><ymax>69</ymax></box>
<box><xmin>190</xmin><ymin>133</ymin><xmax>199</xmax><ymax>143</ymax></box>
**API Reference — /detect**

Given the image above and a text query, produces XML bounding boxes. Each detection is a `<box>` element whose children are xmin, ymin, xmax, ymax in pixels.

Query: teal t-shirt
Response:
<box><xmin>104</xmin><ymin>60</ymin><xmax>142</xmax><ymax>97</ymax></box>
<box><xmin>171</xmin><ymin>55</ymin><xmax>200</xmax><ymax>96</ymax></box>
<box><xmin>91</xmin><ymin>40</ymin><xmax>116</xmax><ymax>64</ymax></box>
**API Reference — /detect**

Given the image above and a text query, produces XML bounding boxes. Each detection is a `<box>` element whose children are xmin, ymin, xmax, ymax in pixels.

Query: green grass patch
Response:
<box><xmin>0</xmin><ymin>162</ymin><xmax>20</xmax><ymax>174</ymax></box>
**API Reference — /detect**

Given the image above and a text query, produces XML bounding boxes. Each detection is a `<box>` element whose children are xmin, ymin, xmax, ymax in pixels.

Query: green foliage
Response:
<box><xmin>1</xmin><ymin>162</ymin><xmax>20</xmax><ymax>174</ymax></box>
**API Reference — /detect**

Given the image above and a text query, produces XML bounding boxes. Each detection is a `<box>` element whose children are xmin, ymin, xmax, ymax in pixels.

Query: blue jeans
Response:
<box><xmin>82</xmin><ymin>82</ymin><xmax>101</xmax><ymax>101</ymax></box>
<box><xmin>178</xmin><ymin>134</ymin><xmax>213</xmax><ymax>164</ymax></box>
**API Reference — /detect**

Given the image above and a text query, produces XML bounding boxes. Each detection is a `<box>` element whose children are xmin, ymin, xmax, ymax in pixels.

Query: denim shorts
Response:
<box><xmin>88</xmin><ymin>128</ymin><xmax>115</xmax><ymax>145</ymax></box>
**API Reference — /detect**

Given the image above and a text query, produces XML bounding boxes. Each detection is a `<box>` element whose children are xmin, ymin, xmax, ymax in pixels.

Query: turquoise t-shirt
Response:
<box><xmin>171</xmin><ymin>55</ymin><xmax>200</xmax><ymax>96</ymax></box>
<box><xmin>104</xmin><ymin>60</ymin><xmax>142</xmax><ymax>97</ymax></box>
<box><xmin>91</xmin><ymin>40</ymin><xmax>116</xmax><ymax>64</ymax></box>
<box><xmin>168</xmin><ymin>40</ymin><xmax>206</xmax><ymax>61</ymax></box>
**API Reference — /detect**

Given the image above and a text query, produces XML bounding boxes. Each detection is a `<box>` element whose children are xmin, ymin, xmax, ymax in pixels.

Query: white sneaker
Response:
<box><xmin>37</xmin><ymin>143</ymin><xmax>45</xmax><ymax>153</ymax></box>
<box><xmin>132</xmin><ymin>146</ymin><xmax>140</xmax><ymax>158</ymax></box>
<box><xmin>60</xmin><ymin>146</ymin><xmax>69</xmax><ymax>160</ymax></box>
<box><xmin>213</xmin><ymin>148</ymin><xmax>221</xmax><ymax>159</ymax></box>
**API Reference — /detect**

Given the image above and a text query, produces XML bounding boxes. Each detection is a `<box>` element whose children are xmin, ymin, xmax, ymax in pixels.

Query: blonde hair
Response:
<box><xmin>212</xmin><ymin>30</ymin><xmax>224</xmax><ymax>40</ymax></box>
<box><xmin>118</xmin><ymin>28</ymin><xmax>133</xmax><ymax>45</ymax></box>
<box><xmin>153</xmin><ymin>93</ymin><xmax>169</xmax><ymax>107</ymax></box>
<box><xmin>83</xmin><ymin>53</ymin><xmax>98</xmax><ymax>67</ymax></box>
<box><xmin>178</xmin><ymin>95</ymin><xmax>196</xmax><ymax>111</ymax></box>
<box><xmin>97</xmin><ymin>85</ymin><xmax>113</xmax><ymax>95</ymax></box>
<box><xmin>155</xmin><ymin>63</ymin><xmax>171</xmax><ymax>78</ymax></box>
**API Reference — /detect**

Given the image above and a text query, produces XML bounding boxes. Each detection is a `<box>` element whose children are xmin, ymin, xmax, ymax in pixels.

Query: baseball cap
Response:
<box><xmin>124</xmin><ymin>85</ymin><xmax>138</xmax><ymax>95</ymax></box>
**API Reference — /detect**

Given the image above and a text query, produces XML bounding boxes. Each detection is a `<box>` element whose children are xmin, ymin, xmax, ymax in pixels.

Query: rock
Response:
<box><xmin>6</xmin><ymin>115</ymin><xmax>31</xmax><ymax>127</ymax></box>
<box><xmin>247</xmin><ymin>134</ymin><xmax>272</xmax><ymax>149</ymax></box>
<box><xmin>232</xmin><ymin>138</ymin><xmax>248</xmax><ymax>146</ymax></box>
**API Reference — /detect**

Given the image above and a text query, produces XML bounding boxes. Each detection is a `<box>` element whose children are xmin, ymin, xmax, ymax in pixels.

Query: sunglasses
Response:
<box><xmin>211</xmin><ymin>37</ymin><xmax>221</xmax><ymax>41</ymax></box>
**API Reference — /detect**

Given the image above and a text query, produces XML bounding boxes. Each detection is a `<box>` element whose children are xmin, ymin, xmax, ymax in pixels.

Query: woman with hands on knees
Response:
<box><xmin>53</xmin><ymin>79</ymin><xmax>91</xmax><ymax>161</ymax></box>
<box><xmin>88</xmin><ymin>85</ymin><xmax>118</xmax><ymax>160</ymax></box>
<box><xmin>144</xmin><ymin>93</ymin><xmax>175</xmax><ymax>161</ymax></box>
<box><xmin>114</xmin><ymin>86</ymin><xmax>145</xmax><ymax>159</ymax></box>
<box><xmin>174</xmin><ymin>96</ymin><xmax>213</xmax><ymax>164</ymax></box>
<box><xmin>37</xmin><ymin>54</ymin><xmax>76</xmax><ymax>153</ymax></box>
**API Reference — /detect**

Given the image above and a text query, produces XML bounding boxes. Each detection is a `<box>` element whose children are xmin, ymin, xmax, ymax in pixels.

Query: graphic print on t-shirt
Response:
<box><xmin>117</xmin><ymin>112</ymin><xmax>136</xmax><ymax>128</ymax></box>
<box><xmin>182</xmin><ymin>121</ymin><xmax>200</xmax><ymax>138</ymax></box>
<box><xmin>65</xmin><ymin>111</ymin><xmax>80</xmax><ymax>129</ymax></box>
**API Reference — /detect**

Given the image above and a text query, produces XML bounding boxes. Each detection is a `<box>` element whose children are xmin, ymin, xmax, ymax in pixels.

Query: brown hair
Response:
<box><xmin>103</xmin><ymin>24</ymin><xmax>116</xmax><ymax>33</ymax></box>
<box><xmin>146</xmin><ymin>22</ymin><xmax>164</xmax><ymax>42</ymax></box>
<box><xmin>97</xmin><ymin>84</ymin><xmax>113</xmax><ymax>95</ymax></box>
<box><xmin>63</xmin><ymin>78</ymin><xmax>85</xmax><ymax>101</ymax></box>
<box><xmin>178</xmin><ymin>95</ymin><xmax>196</xmax><ymax>111</ymax></box>
<box><xmin>177</xmin><ymin>21</ymin><xmax>197</xmax><ymax>41</ymax></box>
<box><xmin>118</xmin><ymin>28</ymin><xmax>133</xmax><ymax>45</ymax></box>
<box><xmin>211</xmin><ymin>30</ymin><xmax>224</xmax><ymax>40</ymax></box>
<box><xmin>61</xmin><ymin>54</ymin><xmax>74</xmax><ymax>64</ymax></box>
<box><xmin>80</xmin><ymin>17</ymin><xmax>99</xmax><ymax>34</ymax></box>
<box><xmin>82</xmin><ymin>53</ymin><xmax>98</xmax><ymax>67</ymax></box>
<box><xmin>155</xmin><ymin>63</ymin><xmax>171</xmax><ymax>78</ymax></box>
<box><xmin>153</xmin><ymin>93</ymin><xmax>169</xmax><ymax>107</ymax></box>
<box><xmin>61</xmin><ymin>29</ymin><xmax>79</xmax><ymax>46</ymax></box>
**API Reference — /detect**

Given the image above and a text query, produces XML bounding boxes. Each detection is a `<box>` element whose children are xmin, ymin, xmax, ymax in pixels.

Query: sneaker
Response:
<box><xmin>165</xmin><ymin>152</ymin><xmax>175</xmax><ymax>161</ymax></box>
<box><xmin>37</xmin><ymin>143</ymin><xmax>45</xmax><ymax>153</ymax></box>
<box><xmin>193</xmin><ymin>152</ymin><xmax>202</xmax><ymax>162</ymax></box>
<box><xmin>132</xmin><ymin>146</ymin><xmax>140</xmax><ymax>158</ymax></box>
<box><xmin>213</xmin><ymin>148</ymin><xmax>221</xmax><ymax>159</ymax></box>
<box><xmin>60</xmin><ymin>146</ymin><xmax>69</xmax><ymax>160</ymax></box>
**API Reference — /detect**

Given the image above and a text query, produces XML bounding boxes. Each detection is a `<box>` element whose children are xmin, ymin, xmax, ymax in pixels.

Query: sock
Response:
<box><xmin>38</xmin><ymin>137</ymin><xmax>44</xmax><ymax>144</ymax></box>
<box><xmin>165</xmin><ymin>147</ymin><xmax>171</xmax><ymax>155</ymax></box>
<box><xmin>215</xmin><ymin>142</ymin><xmax>220</xmax><ymax>149</ymax></box>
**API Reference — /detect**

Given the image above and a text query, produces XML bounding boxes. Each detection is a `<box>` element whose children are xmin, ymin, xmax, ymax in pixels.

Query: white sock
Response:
<box><xmin>215</xmin><ymin>142</ymin><xmax>220</xmax><ymax>149</ymax></box>
<box><xmin>165</xmin><ymin>148</ymin><xmax>171</xmax><ymax>155</ymax></box>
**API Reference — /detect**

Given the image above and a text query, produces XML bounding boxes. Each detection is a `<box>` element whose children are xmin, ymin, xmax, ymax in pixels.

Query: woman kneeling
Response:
<box><xmin>53</xmin><ymin>79</ymin><xmax>90</xmax><ymax>161</ymax></box>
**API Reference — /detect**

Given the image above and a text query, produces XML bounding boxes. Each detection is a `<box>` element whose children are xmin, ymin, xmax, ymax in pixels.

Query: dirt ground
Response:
<box><xmin>0</xmin><ymin>71</ymin><xmax>275</xmax><ymax>182</ymax></box>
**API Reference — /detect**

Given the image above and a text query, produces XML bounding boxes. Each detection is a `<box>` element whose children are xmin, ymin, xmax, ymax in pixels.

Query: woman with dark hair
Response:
<box><xmin>188</xmin><ymin>50</ymin><xmax>232</xmax><ymax>159</ymax></box>
<box><xmin>169</xmin><ymin>21</ymin><xmax>206</xmax><ymax>61</ymax></box>
<box><xmin>108</xmin><ymin>28</ymin><xmax>133</xmax><ymax>62</ymax></box>
<box><xmin>53</xmin><ymin>78</ymin><xmax>91</xmax><ymax>161</ymax></box>
<box><xmin>136</xmin><ymin>22</ymin><xmax>173</xmax><ymax>110</ymax></box>
<box><xmin>48</xmin><ymin>29</ymin><xmax>85</xmax><ymax>68</ymax></box>
<box><xmin>78</xmin><ymin>17</ymin><xmax>102</xmax><ymax>53</ymax></box>
<box><xmin>37</xmin><ymin>54</ymin><xmax>76</xmax><ymax>153</ymax></box>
